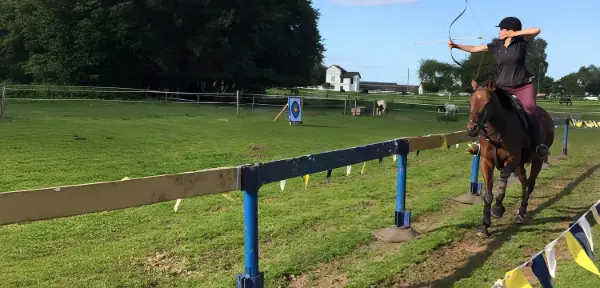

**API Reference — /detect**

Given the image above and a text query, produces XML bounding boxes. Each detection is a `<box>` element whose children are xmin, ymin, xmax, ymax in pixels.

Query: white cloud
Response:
<box><xmin>330</xmin><ymin>0</ymin><xmax>418</xmax><ymax>6</ymax></box>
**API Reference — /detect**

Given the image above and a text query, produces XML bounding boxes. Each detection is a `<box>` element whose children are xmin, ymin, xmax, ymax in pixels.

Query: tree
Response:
<box><xmin>417</xmin><ymin>59</ymin><xmax>459</xmax><ymax>92</ymax></box>
<box><xmin>0</xmin><ymin>0</ymin><xmax>325</xmax><ymax>91</ymax></box>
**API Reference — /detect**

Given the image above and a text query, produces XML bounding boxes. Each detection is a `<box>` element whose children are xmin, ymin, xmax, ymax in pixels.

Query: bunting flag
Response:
<box><xmin>361</xmin><ymin>162</ymin><xmax>366</xmax><ymax>174</ymax></box>
<box><xmin>280</xmin><ymin>180</ymin><xmax>286</xmax><ymax>191</ymax></box>
<box><xmin>304</xmin><ymin>175</ymin><xmax>310</xmax><ymax>189</ymax></box>
<box><xmin>378</xmin><ymin>157</ymin><xmax>383</xmax><ymax>166</ymax></box>
<box><xmin>498</xmin><ymin>200</ymin><xmax>600</xmax><ymax>287</ymax></box>
<box><xmin>393</xmin><ymin>154</ymin><xmax>397</xmax><ymax>162</ymax></box>
<box><xmin>531</xmin><ymin>252</ymin><xmax>554</xmax><ymax>288</ymax></box>
<box><xmin>578</xmin><ymin>217</ymin><xmax>594</xmax><ymax>251</ymax></box>
<box><xmin>545</xmin><ymin>240</ymin><xmax>558</xmax><ymax>278</ymax></box>
<box><xmin>346</xmin><ymin>165</ymin><xmax>352</xmax><ymax>175</ymax></box>
<box><xmin>326</xmin><ymin>169</ymin><xmax>332</xmax><ymax>183</ymax></box>
<box><xmin>416</xmin><ymin>150</ymin><xmax>420</xmax><ymax>156</ymax></box>
<box><xmin>456</xmin><ymin>143</ymin><xmax>460</xmax><ymax>148</ymax></box>
<box><xmin>565</xmin><ymin>224</ymin><xmax>600</xmax><ymax>276</ymax></box>
<box><xmin>504</xmin><ymin>266</ymin><xmax>532</xmax><ymax>288</ymax></box>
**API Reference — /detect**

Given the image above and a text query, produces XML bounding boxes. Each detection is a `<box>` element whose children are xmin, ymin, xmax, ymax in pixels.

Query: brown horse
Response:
<box><xmin>467</xmin><ymin>79</ymin><xmax>555</xmax><ymax>237</ymax></box>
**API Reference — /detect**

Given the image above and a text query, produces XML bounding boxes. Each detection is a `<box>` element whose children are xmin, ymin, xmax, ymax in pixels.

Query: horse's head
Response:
<box><xmin>466</xmin><ymin>79</ymin><xmax>495</xmax><ymax>137</ymax></box>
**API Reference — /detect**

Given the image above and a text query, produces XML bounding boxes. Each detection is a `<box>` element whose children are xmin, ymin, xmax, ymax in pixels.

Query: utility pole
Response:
<box><xmin>406</xmin><ymin>68</ymin><xmax>410</xmax><ymax>93</ymax></box>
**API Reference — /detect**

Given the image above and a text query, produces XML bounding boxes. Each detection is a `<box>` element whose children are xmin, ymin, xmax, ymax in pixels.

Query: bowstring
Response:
<box><xmin>449</xmin><ymin>0</ymin><xmax>484</xmax><ymax>81</ymax></box>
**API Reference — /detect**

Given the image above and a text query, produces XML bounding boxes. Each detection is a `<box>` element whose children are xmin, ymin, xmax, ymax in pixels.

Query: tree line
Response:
<box><xmin>0</xmin><ymin>0</ymin><xmax>327</xmax><ymax>93</ymax></box>
<box><xmin>418</xmin><ymin>37</ymin><xmax>600</xmax><ymax>97</ymax></box>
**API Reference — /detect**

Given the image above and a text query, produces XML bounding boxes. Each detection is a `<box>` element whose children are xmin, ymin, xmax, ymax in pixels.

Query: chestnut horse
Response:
<box><xmin>467</xmin><ymin>80</ymin><xmax>555</xmax><ymax>237</ymax></box>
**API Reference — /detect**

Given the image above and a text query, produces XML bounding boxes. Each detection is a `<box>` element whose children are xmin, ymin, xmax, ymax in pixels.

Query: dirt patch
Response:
<box><xmin>138</xmin><ymin>252</ymin><xmax>198</xmax><ymax>278</ymax></box>
<box><xmin>249</xmin><ymin>153</ymin><xmax>266</xmax><ymax>158</ymax></box>
<box><xmin>248</xmin><ymin>144</ymin><xmax>268</xmax><ymax>151</ymax></box>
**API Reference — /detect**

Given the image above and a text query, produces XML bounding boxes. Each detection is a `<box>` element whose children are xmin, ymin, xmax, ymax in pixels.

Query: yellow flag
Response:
<box><xmin>304</xmin><ymin>174</ymin><xmax>310</xmax><ymax>189</ymax></box>
<box><xmin>361</xmin><ymin>162</ymin><xmax>366</xmax><ymax>174</ymax></box>
<box><xmin>565</xmin><ymin>231</ymin><xmax>600</xmax><ymax>276</ymax></box>
<box><xmin>504</xmin><ymin>267</ymin><xmax>532</xmax><ymax>288</ymax></box>
<box><xmin>440</xmin><ymin>135</ymin><xmax>447</xmax><ymax>150</ymax></box>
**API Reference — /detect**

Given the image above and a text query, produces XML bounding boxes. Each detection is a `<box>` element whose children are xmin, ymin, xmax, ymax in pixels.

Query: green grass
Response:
<box><xmin>1</xmin><ymin>100</ymin><xmax>600</xmax><ymax>287</ymax></box>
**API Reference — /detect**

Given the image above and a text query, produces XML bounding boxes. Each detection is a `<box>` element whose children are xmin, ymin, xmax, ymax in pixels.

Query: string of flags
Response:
<box><xmin>570</xmin><ymin>118</ymin><xmax>600</xmax><ymax>128</ymax></box>
<box><xmin>493</xmin><ymin>199</ymin><xmax>600</xmax><ymax>288</ymax></box>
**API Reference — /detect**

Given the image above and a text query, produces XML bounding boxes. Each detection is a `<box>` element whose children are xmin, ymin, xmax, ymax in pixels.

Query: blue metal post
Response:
<box><xmin>562</xmin><ymin>118</ymin><xmax>569</xmax><ymax>156</ymax></box>
<box><xmin>469</xmin><ymin>153</ymin><xmax>482</xmax><ymax>195</ymax></box>
<box><xmin>395</xmin><ymin>153</ymin><xmax>411</xmax><ymax>227</ymax></box>
<box><xmin>237</xmin><ymin>166</ymin><xmax>264</xmax><ymax>288</ymax></box>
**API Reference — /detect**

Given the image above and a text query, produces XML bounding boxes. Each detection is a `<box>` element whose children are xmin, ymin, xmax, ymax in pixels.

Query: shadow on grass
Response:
<box><xmin>405</xmin><ymin>163</ymin><xmax>600</xmax><ymax>288</ymax></box>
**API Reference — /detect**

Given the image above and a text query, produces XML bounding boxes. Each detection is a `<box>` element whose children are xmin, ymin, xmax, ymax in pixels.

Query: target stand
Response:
<box><xmin>288</xmin><ymin>97</ymin><xmax>303</xmax><ymax>125</ymax></box>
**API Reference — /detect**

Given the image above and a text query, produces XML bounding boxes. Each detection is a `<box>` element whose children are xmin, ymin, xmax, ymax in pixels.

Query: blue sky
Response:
<box><xmin>313</xmin><ymin>0</ymin><xmax>599</xmax><ymax>85</ymax></box>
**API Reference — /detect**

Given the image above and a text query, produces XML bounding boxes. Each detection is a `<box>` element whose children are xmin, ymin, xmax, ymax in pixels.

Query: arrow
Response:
<box><xmin>415</xmin><ymin>36</ymin><xmax>483</xmax><ymax>44</ymax></box>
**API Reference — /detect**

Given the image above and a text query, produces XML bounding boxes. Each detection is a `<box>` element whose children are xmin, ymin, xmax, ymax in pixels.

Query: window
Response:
<box><xmin>350</xmin><ymin>77</ymin><xmax>354</xmax><ymax>84</ymax></box>
<box><xmin>331</xmin><ymin>76</ymin><xmax>335</xmax><ymax>82</ymax></box>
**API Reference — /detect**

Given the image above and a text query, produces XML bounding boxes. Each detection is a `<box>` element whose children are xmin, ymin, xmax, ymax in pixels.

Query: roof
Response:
<box><xmin>341</xmin><ymin>72</ymin><xmax>361</xmax><ymax>78</ymax></box>
<box><xmin>330</xmin><ymin>65</ymin><xmax>347</xmax><ymax>73</ymax></box>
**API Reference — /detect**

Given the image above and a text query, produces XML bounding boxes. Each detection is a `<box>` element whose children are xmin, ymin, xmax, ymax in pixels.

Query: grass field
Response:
<box><xmin>1</xmin><ymin>100</ymin><xmax>600</xmax><ymax>287</ymax></box>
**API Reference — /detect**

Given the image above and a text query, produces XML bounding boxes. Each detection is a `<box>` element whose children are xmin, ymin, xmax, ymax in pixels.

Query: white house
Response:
<box><xmin>325</xmin><ymin>65</ymin><xmax>361</xmax><ymax>92</ymax></box>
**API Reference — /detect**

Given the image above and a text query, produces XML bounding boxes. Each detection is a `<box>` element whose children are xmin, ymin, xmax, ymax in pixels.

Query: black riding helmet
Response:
<box><xmin>496</xmin><ymin>17</ymin><xmax>522</xmax><ymax>31</ymax></box>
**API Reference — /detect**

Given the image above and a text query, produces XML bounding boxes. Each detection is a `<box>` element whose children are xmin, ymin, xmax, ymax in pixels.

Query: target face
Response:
<box><xmin>288</xmin><ymin>97</ymin><xmax>302</xmax><ymax>123</ymax></box>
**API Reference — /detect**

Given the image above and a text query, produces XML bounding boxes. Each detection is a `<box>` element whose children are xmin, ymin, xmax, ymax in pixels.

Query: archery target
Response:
<box><xmin>288</xmin><ymin>97</ymin><xmax>302</xmax><ymax>123</ymax></box>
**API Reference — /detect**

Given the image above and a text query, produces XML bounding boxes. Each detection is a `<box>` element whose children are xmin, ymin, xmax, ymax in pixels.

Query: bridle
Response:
<box><xmin>469</xmin><ymin>88</ymin><xmax>500</xmax><ymax>142</ymax></box>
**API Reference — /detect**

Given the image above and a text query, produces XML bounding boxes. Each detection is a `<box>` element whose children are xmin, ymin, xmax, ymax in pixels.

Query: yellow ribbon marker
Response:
<box><xmin>440</xmin><ymin>135</ymin><xmax>448</xmax><ymax>150</ymax></box>
<box><xmin>361</xmin><ymin>162</ymin><xmax>366</xmax><ymax>174</ymax></box>
<box><xmin>222</xmin><ymin>193</ymin><xmax>234</xmax><ymax>201</ymax></box>
<box><xmin>304</xmin><ymin>174</ymin><xmax>310</xmax><ymax>189</ymax></box>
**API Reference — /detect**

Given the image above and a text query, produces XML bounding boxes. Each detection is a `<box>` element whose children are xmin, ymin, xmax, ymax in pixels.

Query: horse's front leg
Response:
<box><xmin>491</xmin><ymin>156</ymin><xmax>519</xmax><ymax>218</ymax></box>
<box><xmin>477</xmin><ymin>158</ymin><xmax>495</xmax><ymax>237</ymax></box>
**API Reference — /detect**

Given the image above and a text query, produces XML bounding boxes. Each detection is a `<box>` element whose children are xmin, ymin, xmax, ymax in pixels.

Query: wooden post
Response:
<box><xmin>252</xmin><ymin>95</ymin><xmax>255</xmax><ymax>110</ymax></box>
<box><xmin>0</xmin><ymin>86</ymin><xmax>5</xmax><ymax>120</ymax></box>
<box><xmin>343</xmin><ymin>99</ymin><xmax>347</xmax><ymax>115</ymax></box>
<box><xmin>236</xmin><ymin>90</ymin><xmax>240</xmax><ymax>116</ymax></box>
<box><xmin>196</xmin><ymin>94</ymin><xmax>199</xmax><ymax>105</ymax></box>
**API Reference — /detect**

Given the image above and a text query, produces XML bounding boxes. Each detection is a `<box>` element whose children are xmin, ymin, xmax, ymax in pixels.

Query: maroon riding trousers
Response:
<box><xmin>500</xmin><ymin>82</ymin><xmax>536</xmax><ymax>116</ymax></box>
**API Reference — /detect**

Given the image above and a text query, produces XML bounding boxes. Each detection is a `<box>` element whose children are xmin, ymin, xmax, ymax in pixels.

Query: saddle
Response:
<box><xmin>495</xmin><ymin>90</ymin><xmax>536</xmax><ymax>146</ymax></box>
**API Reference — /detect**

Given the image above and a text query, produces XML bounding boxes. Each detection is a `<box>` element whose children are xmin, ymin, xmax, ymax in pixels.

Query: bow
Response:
<box><xmin>449</xmin><ymin>0</ymin><xmax>468</xmax><ymax>68</ymax></box>
<box><xmin>449</xmin><ymin>0</ymin><xmax>484</xmax><ymax>79</ymax></box>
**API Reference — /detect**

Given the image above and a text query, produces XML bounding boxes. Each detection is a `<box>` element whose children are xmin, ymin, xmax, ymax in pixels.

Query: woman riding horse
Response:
<box><xmin>449</xmin><ymin>16</ymin><xmax>548</xmax><ymax>158</ymax></box>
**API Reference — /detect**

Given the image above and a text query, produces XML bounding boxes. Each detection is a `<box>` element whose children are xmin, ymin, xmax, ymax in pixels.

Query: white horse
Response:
<box><xmin>375</xmin><ymin>100</ymin><xmax>387</xmax><ymax>115</ymax></box>
<box><xmin>442</xmin><ymin>103</ymin><xmax>459</xmax><ymax>116</ymax></box>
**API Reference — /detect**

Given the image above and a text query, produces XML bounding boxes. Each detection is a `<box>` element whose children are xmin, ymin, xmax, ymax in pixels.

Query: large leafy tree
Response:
<box><xmin>0</xmin><ymin>0</ymin><xmax>325</xmax><ymax>91</ymax></box>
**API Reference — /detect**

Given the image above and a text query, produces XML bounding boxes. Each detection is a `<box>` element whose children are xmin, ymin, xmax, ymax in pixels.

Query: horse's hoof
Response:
<box><xmin>515</xmin><ymin>215</ymin><xmax>526</xmax><ymax>225</ymax></box>
<box><xmin>491</xmin><ymin>205</ymin><xmax>506</xmax><ymax>218</ymax></box>
<box><xmin>475</xmin><ymin>226</ymin><xmax>491</xmax><ymax>237</ymax></box>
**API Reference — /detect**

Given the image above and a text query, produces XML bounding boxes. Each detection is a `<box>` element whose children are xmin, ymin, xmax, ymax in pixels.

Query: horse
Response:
<box><xmin>558</xmin><ymin>97</ymin><xmax>572</xmax><ymax>106</ymax></box>
<box><xmin>376</xmin><ymin>100</ymin><xmax>388</xmax><ymax>115</ymax></box>
<box><xmin>443</xmin><ymin>103</ymin><xmax>459</xmax><ymax>116</ymax></box>
<box><xmin>466</xmin><ymin>79</ymin><xmax>555</xmax><ymax>237</ymax></box>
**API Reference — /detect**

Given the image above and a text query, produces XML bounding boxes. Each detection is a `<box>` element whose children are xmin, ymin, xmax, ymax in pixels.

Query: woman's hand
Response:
<box><xmin>448</xmin><ymin>40</ymin><xmax>458</xmax><ymax>49</ymax></box>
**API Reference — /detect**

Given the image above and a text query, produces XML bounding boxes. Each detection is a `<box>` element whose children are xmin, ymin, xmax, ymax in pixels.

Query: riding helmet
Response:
<box><xmin>496</xmin><ymin>17</ymin><xmax>522</xmax><ymax>31</ymax></box>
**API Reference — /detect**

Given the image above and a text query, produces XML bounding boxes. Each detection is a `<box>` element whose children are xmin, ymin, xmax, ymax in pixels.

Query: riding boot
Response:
<box><xmin>530</xmin><ymin>115</ymin><xmax>548</xmax><ymax>158</ymax></box>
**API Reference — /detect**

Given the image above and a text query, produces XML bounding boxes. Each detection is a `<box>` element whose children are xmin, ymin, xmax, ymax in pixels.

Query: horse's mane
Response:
<box><xmin>492</xmin><ymin>89</ymin><xmax>515</xmax><ymax>112</ymax></box>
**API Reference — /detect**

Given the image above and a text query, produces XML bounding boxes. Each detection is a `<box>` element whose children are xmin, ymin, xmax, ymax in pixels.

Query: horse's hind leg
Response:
<box><xmin>516</xmin><ymin>158</ymin><xmax>542</xmax><ymax>224</ymax></box>
<box><xmin>515</xmin><ymin>164</ymin><xmax>529</xmax><ymax>224</ymax></box>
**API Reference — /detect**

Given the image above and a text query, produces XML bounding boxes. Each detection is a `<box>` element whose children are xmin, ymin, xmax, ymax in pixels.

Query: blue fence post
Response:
<box><xmin>395</xmin><ymin>152</ymin><xmax>411</xmax><ymax>227</ymax></box>
<box><xmin>469</xmin><ymin>153</ymin><xmax>482</xmax><ymax>195</ymax></box>
<box><xmin>237</xmin><ymin>165</ymin><xmax>264</xmax><ymax>288</ymax></box>
<box><xmin>562</xmin><ymin>117</ymin><xmax>569</xmax><ymax>157</ymax></box>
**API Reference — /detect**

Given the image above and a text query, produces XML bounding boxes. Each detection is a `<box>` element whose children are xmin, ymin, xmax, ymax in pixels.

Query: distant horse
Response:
<box><xmin>558</xmin><ymin>97</ymin><xmax>572</xmax><ymax>106</ymax></box>
<box><xmin>442</xmin><ymin>103</ymin><xmax>459</xmax><ymax>116</ymax></box>
<box><xmin>376</xmin><ymin>100</ymin><xmax>388</xmax><ymax>115</ymax></box>
<box><xmin>467</xmin><ymin>79</ymin><xmax>554</xmax><ymax>237</ymax></box>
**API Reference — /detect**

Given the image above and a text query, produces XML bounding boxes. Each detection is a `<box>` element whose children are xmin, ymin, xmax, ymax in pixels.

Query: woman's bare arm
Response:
<box><xmin>510</xmin><ymin>27</ymin><xmax>541</xmax><ymax>41</ymax></box>
<box><xmin>448</xmin><ymin>40</ymin><xmax>488</xmax><ymax>53</ymax></box>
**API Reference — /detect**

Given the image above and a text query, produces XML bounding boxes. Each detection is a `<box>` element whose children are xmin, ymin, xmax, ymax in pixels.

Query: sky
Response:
<box><xmin>313</xmin><ymin>0</ymin><xmax>599</xmax><ymax>85</ymax></box>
